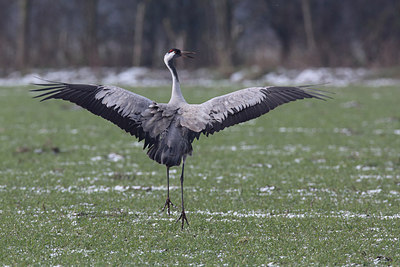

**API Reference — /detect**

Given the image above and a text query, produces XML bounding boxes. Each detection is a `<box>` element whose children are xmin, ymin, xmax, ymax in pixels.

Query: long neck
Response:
<box><xmin>165</xmin><ymin>58</ymin><xmax>186</xmax><ymax>105</ymax></box>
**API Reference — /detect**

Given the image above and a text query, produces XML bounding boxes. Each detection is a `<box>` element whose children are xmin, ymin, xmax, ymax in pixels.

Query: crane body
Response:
<box><xmin>32</xmin><ymin>48</ymin><xmax>329</xmax><ymax>228</ymax></box>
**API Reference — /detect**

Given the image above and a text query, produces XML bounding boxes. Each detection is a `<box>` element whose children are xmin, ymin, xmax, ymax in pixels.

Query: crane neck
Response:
<box><xmin>165</xmin><ymin>57</ymin><xmax>187</xmax><ymax>105</ymax></box>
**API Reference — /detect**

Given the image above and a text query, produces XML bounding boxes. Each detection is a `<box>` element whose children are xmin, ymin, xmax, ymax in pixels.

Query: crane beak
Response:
<box><xmin>181</xmin><ymin>51</ymin><xmax>196</xmax><ymax>59</ymax></box>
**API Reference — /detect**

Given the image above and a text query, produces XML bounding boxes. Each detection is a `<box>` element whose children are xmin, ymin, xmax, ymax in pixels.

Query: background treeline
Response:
<box><xmin>1</xmin><ymin>0</ymin><xmax>400</xmax><ymax>71</ymax></box>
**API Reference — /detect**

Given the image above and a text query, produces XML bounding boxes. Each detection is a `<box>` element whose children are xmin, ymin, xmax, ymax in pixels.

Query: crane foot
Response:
<box><xmin>176</xmin><ymin>210</ymin><xmax>189</xmax><ymax>229</ymax></box>
<box><xmin>161</xmin><ymin>197</ymin><xmax>175</xmax><ymax>215</ymax></box>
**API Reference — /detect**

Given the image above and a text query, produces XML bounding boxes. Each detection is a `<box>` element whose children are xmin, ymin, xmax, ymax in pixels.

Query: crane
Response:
<box><xmin>32</xmin><ymin>48</ymin><xmax>329</xmax><ymax>229</ymax></box>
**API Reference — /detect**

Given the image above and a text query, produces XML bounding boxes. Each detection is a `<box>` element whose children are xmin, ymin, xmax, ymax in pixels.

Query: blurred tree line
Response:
<box><xmin>1</xmin><ymin>0</ymin><xmax>400</xmax><ymax>72</ymax></box>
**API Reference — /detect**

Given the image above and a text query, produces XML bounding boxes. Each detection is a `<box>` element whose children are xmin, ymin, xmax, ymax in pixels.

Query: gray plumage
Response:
<box><xmin>32</xmin><ymin>48</ymin><xmax>329</xmax><ymax>228</ymax></box>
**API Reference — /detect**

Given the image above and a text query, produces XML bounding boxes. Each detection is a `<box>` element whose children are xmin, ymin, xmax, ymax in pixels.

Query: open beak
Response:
<box><xmin>181</xmin><ymin>51</ymin><xmax>196</xmax><ymax>59</ymax></box>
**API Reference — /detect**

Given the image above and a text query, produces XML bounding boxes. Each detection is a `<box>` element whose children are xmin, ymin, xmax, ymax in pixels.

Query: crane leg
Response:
<box><xmin>162</xmin><ymin>166</ymin><xmax>175</xmax><ymax>215</ymax></box>
<box><xmin>176</xmin><ymin>159</ymin><xmax>189</xmax><ymax>229</ymax></box>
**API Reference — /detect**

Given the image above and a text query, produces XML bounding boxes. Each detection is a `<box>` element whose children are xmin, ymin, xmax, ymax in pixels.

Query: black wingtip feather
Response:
<box><xmin>31</xmin><ymin>80</ymin><xmax>155</xmax><ymax>149</ymax></box>
<box><xmin>202</xmin><ymin>85</ymin><xmax>332</xmax><ymax>137</ymax></box>
<box><xmin>30</xmin><ymin>86</ymin><xmax>65</xmax><ymax>92</ymax></box>
<box><xmin>299</xmin><ymin>85</ymin><xmax>334</xmax><ymax>100</ymax></box>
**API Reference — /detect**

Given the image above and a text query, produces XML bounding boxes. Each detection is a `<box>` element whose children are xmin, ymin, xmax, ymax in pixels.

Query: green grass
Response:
<box><xmin>0</xmin><ymin>84</ymin><xmax>399</xmax><ymax>265</ymax></box>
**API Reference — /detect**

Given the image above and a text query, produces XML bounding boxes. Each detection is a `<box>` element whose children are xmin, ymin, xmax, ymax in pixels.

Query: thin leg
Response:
<box><xmin>176</xmin><ymin>159</ymin><xmax>189</xmax><ymax>229</ymax></box>
<box><xmin>162</xmin><ymin>166</ymin><xmax>175</xmax><ymax>215</ymax></box>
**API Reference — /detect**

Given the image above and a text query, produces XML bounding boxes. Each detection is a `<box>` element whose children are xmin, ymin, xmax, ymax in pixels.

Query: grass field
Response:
<box><xmin>0</xmin><ymin>84</ymin><xmax>399</xmax><ymax>265</ymax></box>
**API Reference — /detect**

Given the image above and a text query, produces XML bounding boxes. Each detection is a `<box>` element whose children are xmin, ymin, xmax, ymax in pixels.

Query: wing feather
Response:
<box><xmin>31</xmin><ymin>81</ymin><xmax>154</xmax><ymax>143</ymax></box>
<box><xmin>180</xmin><ymin>86</ymin><xmax>330</xmax><ymax>135</ymax></box>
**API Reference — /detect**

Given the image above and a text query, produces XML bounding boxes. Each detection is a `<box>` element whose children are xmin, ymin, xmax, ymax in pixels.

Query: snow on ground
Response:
<box><xmin>259</xmin><ymin>67</ymin><xmax>368</xmax><ymax>86</ymax></box>
<box><xmin>1</xmin><ymin>66</ymin><xmax>399</xmax><ymax>87</ymax></box>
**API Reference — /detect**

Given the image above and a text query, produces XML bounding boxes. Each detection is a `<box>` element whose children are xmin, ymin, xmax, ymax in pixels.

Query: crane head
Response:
<box><xmin>165</xmin><ymin>48</ymin><xmax>195</xmax><ymax>62</ymax></box>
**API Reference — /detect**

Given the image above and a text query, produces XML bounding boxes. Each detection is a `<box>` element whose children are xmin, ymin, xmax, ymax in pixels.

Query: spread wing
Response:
<box><xmin>31</xmin><ymin>81</ymin><xmax>154</xmax><ymax>144</ymax></box>
<box><xmin>179</xmin><ymin>86</ymin><xmax>330</xmax><ymax>135</ymax></box>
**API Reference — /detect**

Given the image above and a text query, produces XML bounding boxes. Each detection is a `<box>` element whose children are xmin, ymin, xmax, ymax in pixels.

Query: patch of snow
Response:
<box><xmin>261</xmin><ymin>67</ymin><xmax>369</xmax><ymax>87</ymax></box>
<box><xmin>313</xmin><ymin>158</ymin><xmax>326</xmax><ymax>164</ymax></box>
<box><xmin>355</xmin><ymin>165</ymin><xmax>377</xmax><ymax>171</ymax></box>
<box><xmin>69</xmin><ymin>249</ymin><xmax>95</xmax><ymax>256</ymax></box>
<box><xmin>230</xmin><ymin>69</ymin><xmax>247</xmax><ymax>82</ymax></box>
<box><xmin>362</xmin><ymin>189</ymin><xmax>382</xmax><ymax>195</ymax></box>
<box><xmin>1</xmin><ymin>66</ymin><xmax>399</xmax><ymax>87</ymax></box>
<box><xmin>341</xmin><ymin>101</ymin><xmax>360</xmax><ymax>109</ymax></box>
<box><xmin>354</xmin><ymin>174</ymin><xmax>399</xmax><ymax>182</ymax></box>
<box><xmin>90</xmin><ymin>156</ymin><xmax>102</xmax><ymax>162</ymax></box>
<box><xmin>294</xmin><ymin>158</ymin><xmax>302</xmax><ymax>163</ymax></box>
<box><xmin>107</xmin><ymin>153</ymin><xmax>124</xmax><ymax>162</ymax></box>
<box><xmin>333</xmin><ymin>128</ymin><xmax>353</xmax><ymax>136</ymax></box>
<box><xmin>364</xmin><ymin>78</ymin><xmax>400</xmax><ymax>87</ymax></box>
<box><xmin>278</xmin><ymin>127</ymin><xmax>318</xmax><ymax>134</ymax></box>
<box><xmin>259</xmin><ymin>186</ymin><xmax>275</xmax><ymax>195</ymax></box>
<box><xmin>34</xmin><ymin>148</ymin><xmax>43</xmax><ymax>154</ymax></box>
<box><xmin>194</xmin><ymin>209</ymin><xmax>400</xmax><ymax>220</ymax></box>
<box><xmin>49</xmin><ymin>248</ymin><xmax>63</xmax><ymax>258</ymax></box>
<box><xmin>113</xmin><ymin>185</ymin><xmax>128</xmax><ymax>192</ymax></box>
